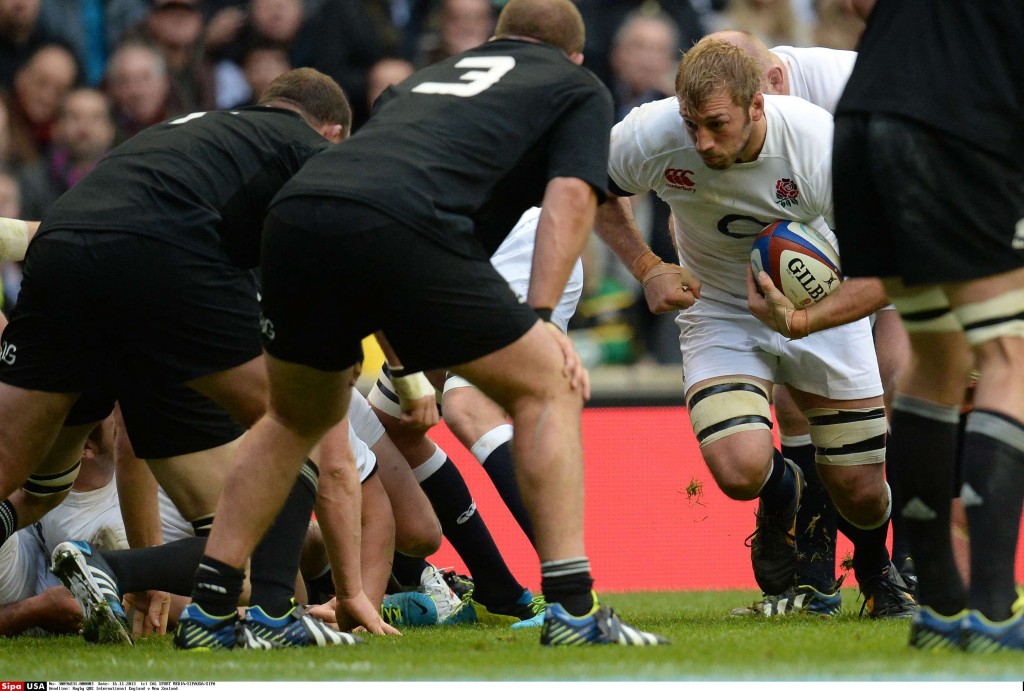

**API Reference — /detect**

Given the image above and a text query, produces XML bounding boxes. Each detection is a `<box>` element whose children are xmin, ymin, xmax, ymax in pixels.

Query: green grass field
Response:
<box><xmin>1</xmin><ymin>590</ymin><xmax>1019</xmax><ymax>682</ymax></box>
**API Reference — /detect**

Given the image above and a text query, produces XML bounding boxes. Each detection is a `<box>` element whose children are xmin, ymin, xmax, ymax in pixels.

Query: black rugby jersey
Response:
<box><xmin>837</xmin><ymin>0</ymin><xmax>1024</xmax><ymax>167</ymax></box>
<box><xmin>39</xmin><ymin>107</ymin><xmax>328</xmax><ymax>268</ymax></box>
<box><xmin>273</xmin><ymin>38</ymin><xmax>614</xmax><ymax>257</ymax></box>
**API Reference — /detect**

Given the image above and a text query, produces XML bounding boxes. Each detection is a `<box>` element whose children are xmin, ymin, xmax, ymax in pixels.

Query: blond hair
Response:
<box><xmin>675</xmin><ymin>37</ymin><xmax>762</xmax><ymax>113</ymax></box>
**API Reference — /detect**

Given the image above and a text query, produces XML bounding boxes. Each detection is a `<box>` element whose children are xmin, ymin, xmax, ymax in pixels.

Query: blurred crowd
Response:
<box><xmin>0</xmin><ymin>0</ymin><xmax>867</xmax><ymax>365</ymax></box>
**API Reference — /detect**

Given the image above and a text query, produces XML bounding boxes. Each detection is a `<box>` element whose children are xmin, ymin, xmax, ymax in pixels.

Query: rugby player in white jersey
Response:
<box><xmin>594</xmin><ymin>37</ymin><xmax>915</xmax><ymax>617</ymax></box>
<box><xmin>707</xmin><ymin>30</ymin><xmax>914</xmax><ymax>616</ymax></box>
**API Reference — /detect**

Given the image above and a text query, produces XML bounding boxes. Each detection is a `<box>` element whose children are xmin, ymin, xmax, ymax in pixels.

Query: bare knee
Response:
<box><xmin>395</xmin><ymin>517</ymin><xmax>441</xmax><ymax>558</ymax></box>
<box><xmin>819</xmin><ymin>464</ymin><xmax>888</xmax><ymax>525</ymax></box>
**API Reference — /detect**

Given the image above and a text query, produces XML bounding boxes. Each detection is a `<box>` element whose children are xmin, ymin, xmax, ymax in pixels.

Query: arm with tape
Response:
<box><xmin>594</xmin><ymin>195</ymin><xmax>700</xmax><ymax>314</ymax></box>
<box><xmin>0</xmin><ymin>218</ymin><xmax>39</xmax><ymax>262</ymax></box>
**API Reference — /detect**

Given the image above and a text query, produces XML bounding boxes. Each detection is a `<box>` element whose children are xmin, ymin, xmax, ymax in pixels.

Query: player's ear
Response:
<box><xmin>568</xmin><ymin>52</ymin><xmax>584</xmax><ymax>66</ymax></box>
<box><xmin>766</xmin><ymin>65</ymin><xmax>786</xmax><ymax>95</ymax></box>
<box><xmin>750</xmin><ymin>92</ymin><xmax>765</xmax><ymax>121</ymax></box>
<box><xmin>320</xmin><ymin>123</ymin><xmax>347</xmax><ymax>143</ymax></box>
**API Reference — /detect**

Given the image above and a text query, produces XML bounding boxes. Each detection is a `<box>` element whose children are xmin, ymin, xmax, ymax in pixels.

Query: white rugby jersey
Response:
<box><xmin>608</xmin><ymin>94</ymin><xmax>837</xmax><ymax>300</ymax></box>
<box><xmin>38</xmin><ymin>479</ymin><xmax>127</xmax><ymax>553</ymax></box>
<box><xmin>771</xmin><ymin>46</ymin><xmax>856</xmax><ymax>114</ymax></box>
<box><xmin>492</xmin><ymin>206</ymin><xmax>584</xmax><ymax>332</ymax></box>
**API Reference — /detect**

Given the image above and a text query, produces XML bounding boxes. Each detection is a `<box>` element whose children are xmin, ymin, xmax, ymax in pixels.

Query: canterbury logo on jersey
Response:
<box><xmin>0</xmin><ymin>340</ymin><xmax>16</xmax><ymax>365</ymax></box>
<box><xmin>664</xmin><ymin>168</ymin><xmax>695</xmax><ymax>191</ymax></box>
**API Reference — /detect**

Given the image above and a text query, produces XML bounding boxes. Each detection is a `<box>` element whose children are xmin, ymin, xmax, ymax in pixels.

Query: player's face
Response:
<box><xmin>680</xmin><ymin>88</ymin><xmax>756</xmax><ymax>171</ymax></box>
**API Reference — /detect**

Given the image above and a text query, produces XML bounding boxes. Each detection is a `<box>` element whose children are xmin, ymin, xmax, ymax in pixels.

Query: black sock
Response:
<box><xmin>189</xmin><ymin>555</ymin><xmax>246</xmax><ymax>617</ymax></box>
<box><xmin>417</xmin><ymin>455</ymin><xmax>523</xmax><ymax>608</ymax></box>
<box><xmin>0</xmin><ymin>499</ymin><xmax>17</xmax><ymax>546</ymax></box>
<box><xmin>758</xmin><ymin>449</ymin><xmax>798</xmax><ymax>511</ymax></box>
<box><xmin>783</xmin><ymin>440</ymin><xmax>837</xmax><ymax>590</ymax></box>
<box><xmin>541</xmin><ymin>557</ymin><xmax>594</xmax><ymax>617</ymax></box>
<box><xmin>885</xmin><ymin>429</ymin><xmax>913</xmax><ymax>569</ymax></box>
<box><xmin>249</xmin><ymin>459</ymin><xmax>319</xmax><ymax>617</ymax></box>
<box><xmin>889</xmin><ymin>396</ymin><xmax>967</xmax><ymax>614</ymax></box>
<box><xmin>103</xmin><ymin>537</ymin><xmax>207</xmax><ymax>595</ymax></box>
<box><xmin>391</xmin><ymin>552</ymin><xmax>429</xmax><ymax>588</ymax></box>
<box><xmin>480</xmin><ymin>440</ymin><xmax>535</xmax><ymax>545</ymax></box>
<box><xmin>837</xmin><ymin>512</ymin><xmax>891</xmax><ymax>584</ymax></box>
<box><xmin>961</xmin><ymin>410</ymin><xmax>1024</xmax><ymax>621</ymax></box>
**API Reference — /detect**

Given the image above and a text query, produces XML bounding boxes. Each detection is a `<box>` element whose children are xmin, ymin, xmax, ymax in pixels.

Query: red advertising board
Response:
<box><xmin>426</xmin><ymin>406</ymin><xmax>1023</xmax><ymax>593</ymax></box>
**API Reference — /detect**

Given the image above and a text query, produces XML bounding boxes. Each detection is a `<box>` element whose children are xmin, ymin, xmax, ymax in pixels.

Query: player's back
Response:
<box><xmin>277</xmin><ymin>38</ymin><xmax>613</xmax><ymax>255</ymax></box>
<box><xmin>41</xmin><ymin>108</ymin><xmax>327</xmax><ymax>268</ymax></box>
<box><xmin>770</xmin><ymin>46</ymin><xmax>854</xmax><ymax>115</ymax></box>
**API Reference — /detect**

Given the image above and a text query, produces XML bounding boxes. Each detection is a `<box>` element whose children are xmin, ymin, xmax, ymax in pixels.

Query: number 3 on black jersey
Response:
<box><xmin>412</xmin><ymin>57</ymin><xmax>516</xmax><ymax>97</ymax></box>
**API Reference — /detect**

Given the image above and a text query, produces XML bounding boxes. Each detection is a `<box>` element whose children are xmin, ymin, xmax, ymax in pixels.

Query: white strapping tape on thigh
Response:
<box><xmin>24</xmin><ymin>459</ymin><xmax>82</xmax><ymax>497</ymax></box>
<box><xmin>805</xmin><ymin>407</ymin><xmax>887</xmax><ymax>466</ymax></box>
<box><xmin>687</xmin><ymin>379</ymin><xmax>772</xmax><ymax>447</ymax></box>
<box><xmin>953</xmin><ymin>288</ymin><xmax>1024</xmax><ymax>346</ymax></box>
<box><xmin>890</xmin><ymin>288</ymin><xmax>960</xmax><ymax>333</ymax></box>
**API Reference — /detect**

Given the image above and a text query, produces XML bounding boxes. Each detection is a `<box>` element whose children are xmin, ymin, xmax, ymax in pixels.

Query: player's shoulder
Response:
<box><xmin>612</xmin><ymin>96</ymin><xmax>687</xmax><ymax>153</ymax></box>
<box><xmin>770</xmin><ymin>45</ymin><xmax>856</xmax><ymax>69</ymax></box>
<box><xmin>764</xmin><ymin>94</ymin><xmax>834</xmax><ymax>132</ymax></box>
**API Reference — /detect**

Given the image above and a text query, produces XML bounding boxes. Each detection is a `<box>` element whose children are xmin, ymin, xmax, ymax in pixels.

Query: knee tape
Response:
<box><xmin>806</xmin><ymin>407</ymin><xmax>887</xmax><ymax>466</ymax></box>
<box><xmin>890</xmin><ymin>288</ymin><xmax>960</xmax><ymax>334</ymax></box>
<box><xmin>442</xmin><ymin>373</ymin><xmax>474</xmax><ymax>396</ymax></box>
<box><xmin>23</xmin><ymin>460</ymin><xmax>81</xmax><ymax>498</ymax></box>
<box><xmin>687</xmin><ymin>379</ymin><xmax>772</xmax><ymax>447</ymax></box>
<box><xmin>953</xmin><ymin>288</ymin><xmax>1024</xmax><ymax>346</ymax></box>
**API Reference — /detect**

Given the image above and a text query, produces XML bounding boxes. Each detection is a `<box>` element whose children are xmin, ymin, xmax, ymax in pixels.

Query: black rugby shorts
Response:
<box><xmin>260</xmin><ymin>197</ymin><xmax>537</xmax><ymax>372</ymax></box>
<box><xmin>834</xmin><ymin>113</ymin><xmax>1024</xmax><ymax>285</ymax></box>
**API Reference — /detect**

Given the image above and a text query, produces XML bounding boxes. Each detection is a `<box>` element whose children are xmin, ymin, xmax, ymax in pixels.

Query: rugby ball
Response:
<box><xmin>750</xmin><ymin>220</ymin><xmax>842</xmax><ymax>308</ymax></box>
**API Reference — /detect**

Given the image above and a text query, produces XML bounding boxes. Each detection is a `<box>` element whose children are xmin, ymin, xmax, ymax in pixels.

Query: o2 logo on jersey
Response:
<box><xmin>664</xmin><ymin>168</ymin><xmax>695</xmax><ymax>192</ymax></box>
<box><xmin>716</xmin><ymin>214</ymin><xmax>774</xmax><ymax>240</ymax></box>
<box><xmin>412</xmin><ymin>57</ymin><xmax>516</xmax><ymax>97</ymax></box>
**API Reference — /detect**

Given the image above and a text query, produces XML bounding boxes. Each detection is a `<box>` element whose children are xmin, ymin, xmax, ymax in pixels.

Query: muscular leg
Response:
<box><xmin>773</xmin><ymin>385</ymin><xmax>837</xmax><ymax>592</ymax></box>
<box><xmin>442</xmin><ymin>383</ymin><xmax>535</xmax><ymax>543</ymax></box>
<box><xmin>944</xmin><ymin>269</ymin><xmax>1024</xmax><ymax>622</ymax></box>
<box><xmin>452</xmin><ymin>322</ymin><xmax>592</xmax><ymax>615</ymax></box>
<box><xmin>185</xmin><ymin>357</ymin><xmax>268</xmax><ymax>429</ymax></box>
<box><xmin>0</xmin><ymin>384</ymin><xmax>78</xmax><ymax>523</ymax></box>
<box><xmin>190</xmin><ymin>356</ymin><xmax>355</xmax><ymax>617</ymax></box>
<box><xmin>372</xmin><ymin>402</ymin><xmax>526</xmax><ymax>610</ymax></box>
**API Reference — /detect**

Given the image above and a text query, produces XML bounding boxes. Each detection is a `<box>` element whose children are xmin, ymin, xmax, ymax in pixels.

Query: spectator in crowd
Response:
<box><xmin>413</xmin><ymin>0</ymin><xmax>495</xmax><ymax>68</ymax></box>
<box><xmin>18</xmin><ymin>87</ymin><xmax>116</xmax><ymax>219</ymax></box>
<box><xmin>210</xmin><ymin>0</ymin><xmax>383</xmax><ymax>126</ymax></box>
<box><xmin>812</xmin><ymin>0</ymin><xmax>864</xmax><ymax>50</ymax></box>
<box><xmin>228</xmin><ymin>44</ymin><xmax>291</xmax><ymax>108</ymax></box>
<box><xmin>575</xmin><ymin>0</ymin><xmax>707</xmax><ymax>89</ymax></box>
<box><xmin>38</xmin><ymin>0</ymin><xmax>149</xmax><ymax>87</ymax></box>
<box><xmin>132</xmin><ymin>0</ymin><xmax>215</xmax><ymax>115</ymax></box>
<box><xmin>0</xmin><ymin>0</ymin><xmax>62</xmax><ymax>90</ymax></box>
<box><xmin>365</xmin><ymin>56</ymin><xmax>413</xmax><ymax>111</ymax></box>
<box><xmin>608</xmin><ymin>10</ymin><xmax>680</xmax><ymax>125</ymax></box>
<box><xmin>3</xmin><ymin>43</ymin><xmax>79</xmax><ymax>167</ymax></box>
<box><xmin>105</xmin><ymin>39</ymin><xmax>170</xmax><ymax>143</ymax></box>
<box><xmin>711</xmin><ymin>0</ymin><xmax>812</xmax><ymax>48</ymax></box>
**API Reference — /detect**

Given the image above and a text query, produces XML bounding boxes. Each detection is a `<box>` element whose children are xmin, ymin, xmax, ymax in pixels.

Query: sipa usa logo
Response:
<box><xmin>664</xmin><ymin>168</ymin><xmax>696</xmax><ymax>192</ymax></box>
<box><xmin>775</xmin><ymin>178</ymin><xmax>800</xmax><ymax>208</ymax></box>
